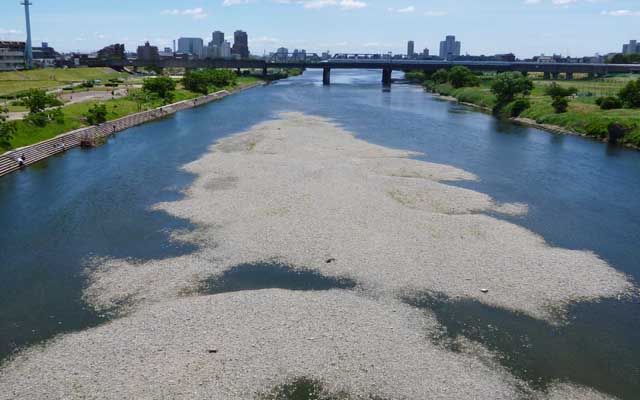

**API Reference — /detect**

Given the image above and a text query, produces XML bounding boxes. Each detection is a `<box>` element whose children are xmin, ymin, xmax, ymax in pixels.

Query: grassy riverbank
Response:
<box><xmin>2</xmin><ymin>76</ymin><xmax>262</xmax><ymax>152</ymax></box>
<box><xmin>424</xmin><ymin>75</ymin><xmax>640</xmax><ymax>148</ymax></box>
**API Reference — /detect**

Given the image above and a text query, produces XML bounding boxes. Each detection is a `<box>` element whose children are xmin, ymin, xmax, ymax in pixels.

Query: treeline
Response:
<box><xmin>182</xmin><ymin>69</ymin><xmax>238</xmax><ymax>95</ymax></box>
<box><xmin>607</xmin><ymin>54</ymin><xmax>640</xmax><ymax>64</ymax></box>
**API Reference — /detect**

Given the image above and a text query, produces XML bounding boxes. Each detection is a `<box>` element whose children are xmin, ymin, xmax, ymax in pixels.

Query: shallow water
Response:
<box><xmin>200</xmin><ymin>263</ymin><xmax>357</xmax><ymax>295</ymax></box>
<box><xmin>0</xmin><ymin>70</ymin><xmax>639</xmax><ymax>398</ymax></box>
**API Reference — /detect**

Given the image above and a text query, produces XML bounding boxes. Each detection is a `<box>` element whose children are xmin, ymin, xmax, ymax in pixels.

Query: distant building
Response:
<box><xmin>292</xmin><ymin>49</ymin><xmax>307</xmax><ymax>61</ymax></box>
<box><xmin>211</xmin><ymin>31</ymin><xmax>225</xmax><ymax>47</ymax></box>
<box><xmin>206</xmin><ymin>39</ymin><xmax>232</xmax><ymax>59</ymax></box>
<box><xmin>623</xmin><ymin>40</ymin><xmax>639</xmax><ymax>55</ymax></box>
<box><xmin>439</xmin><ymin>35</ymin><xmax>461</xmax><ymax>59</ymax></box>
<box><xmin>275</xmin><ymin>47</ymin><xmax>288</xmax><ymax>62</ymax></box>
<box><xmin>98</xmin><ymin>43</ymin><xmax>126</xmax><ymax>61</ymax></box>
<box><xmin>0</xmin><ymin>41</ymin><xmax>25</xmax><ymax>71</ymax></box>
<box><xmin>163</xmin><ymin>47</ymin><xmax>172</xmax><ymax>53</ymax></box>
<box><xmin>137</xmin><ymin>42</ymin><xmax>159</xmax><ymax>62</ymax></box>
<box><xmin>422</xmin><ymin>48</ymin><xmax>429</xmax><ymax>57</ymax></box>
<box><xmin>32</xmin><ymin>42</ymin><xmax>59</xmax><ymax>68</ymax></box>
<box><xmin>178</xmin><ymin>37</ymin><xmax>204</xmax><ymax>58</ymax></box>
<box><xmin>407</xmin><ymin>41</ymin><xmax>415</xmax><ymax>58</ymax></box>
<box><xmin>232</xmin><ymin>30</ymin><xmax>249</xmax><ymax>59</ymax></box>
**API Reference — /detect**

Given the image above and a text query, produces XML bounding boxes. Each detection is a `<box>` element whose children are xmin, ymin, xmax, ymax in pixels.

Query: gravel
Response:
<box><xmin>0</xmin><ymin>112</ymin><xmax>628</xmax><ymax>399</ymax></box>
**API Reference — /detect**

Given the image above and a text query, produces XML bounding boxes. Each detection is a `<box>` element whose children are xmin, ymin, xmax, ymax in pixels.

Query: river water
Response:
<box><xmin>0</xmin><ymin>70</ymin><xmax>638</xmax><ymax>398</ymax></box>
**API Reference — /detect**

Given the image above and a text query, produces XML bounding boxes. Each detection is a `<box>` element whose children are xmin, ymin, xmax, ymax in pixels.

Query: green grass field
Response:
<box><xmin>0</xmin><ymin>67</ymin><xmax>129</xmax><ymax>97</ymax></box>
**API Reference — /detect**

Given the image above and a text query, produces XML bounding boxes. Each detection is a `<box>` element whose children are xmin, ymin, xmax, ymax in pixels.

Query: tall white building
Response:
<box><xmin>177</xmin><ymin>37</ymin><xmax>204</xmax><ymax>58</ymax></box>
<box><xmin>0</xmin><ymin>41</ymin><xmax>25</xmax><ymax>71</ymax></box>
<box><xmin>439</xmin><ymin>35</ymin><xmax>461</xmax><ymax>59</ymax></box>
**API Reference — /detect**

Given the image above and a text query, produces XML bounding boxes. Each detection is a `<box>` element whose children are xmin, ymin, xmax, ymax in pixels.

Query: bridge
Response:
<box><xmin>89</xmin><ymin>58</ymin><xmax>640</xmax><ymax>86</ymax></box>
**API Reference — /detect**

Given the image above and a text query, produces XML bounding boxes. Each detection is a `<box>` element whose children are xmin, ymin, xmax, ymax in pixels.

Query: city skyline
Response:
<box><xmin>1</xmin><ymin>0</ymin><xmax>640</xmax><ymax>57</ymax></box>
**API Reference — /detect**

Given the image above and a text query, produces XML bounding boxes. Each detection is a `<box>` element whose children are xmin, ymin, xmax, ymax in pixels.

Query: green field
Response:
<box><xmin>0</xmin><ymin>67</ymin><xmax>129</xmax><ymax>97</ymax></box>
<box><xmin>426</xmin><ymin>75</ymin><xmax>640</xmax><ymax>148</ymax></box>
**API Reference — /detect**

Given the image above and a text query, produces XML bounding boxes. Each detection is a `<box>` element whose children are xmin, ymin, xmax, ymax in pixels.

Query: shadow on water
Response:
<box><xmin>198</xmin><ymin>263</ymin><xmax>357</xmax><ymax>295</ymax></box>
<box><xmin>261</xmin><ymin>377</ymin><xmax>389</xmax><ymax>400</ymax></box>
<box><xmin>402</xmin><ymin>293</ymin><xmax>640</xmax><ymax>400</ymax></box>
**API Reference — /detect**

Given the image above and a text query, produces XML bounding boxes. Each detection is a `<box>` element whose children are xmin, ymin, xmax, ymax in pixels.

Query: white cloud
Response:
<box><xmin>424</xmin><ymin>10</ymin><xmax>447</xmax><ymax>16</ymax></box>
<box><xmin>160</xmin><ymin>7</ymin><xmax>208</xmax><ymax>19</ymax></box>
<box><xmin>601</xmin><ymin>9</ymin><xmax>640</xmax><ymax>16</ymax></box>
<box><xmin>388</xmin><ymin>6</ymin><xmax>415</xmax><ymax>13</ymax></box>
<box><xmin>272</xmin><ymin>0</ymin><xmax>366</xmax><ymax>10</ymax></box>
<box><xmin>223</xmin><ymin>0</ymin><xmax>252</xmax><ymax>5</ymax></box>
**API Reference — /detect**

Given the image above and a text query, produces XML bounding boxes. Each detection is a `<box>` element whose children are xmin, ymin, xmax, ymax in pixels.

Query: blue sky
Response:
<box><xmin>1</xmin><ymin>0</ymin><xmax>639</xmax><ymax>57</ymax></box>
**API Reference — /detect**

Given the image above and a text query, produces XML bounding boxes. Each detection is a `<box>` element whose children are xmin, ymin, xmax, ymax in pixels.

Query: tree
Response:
<box><xmin>129</xmin><ymin>90</ymin><xmax>158</xmax><ymax>112</ymax></box>
<box><xmin>596</xmin><ymin>96</ymin><xmax>623</xmax><ymax>110</ymax></box>
<box><xmin>618</xmin><ymin>78</ymin><xmax>640</xmax><ymax>108</ymax></box>
<box><xmin>85</xmin><ymin>104</ymin><xmax>108</xmax><ymax>125</ymax></box>
<box><xmin>545</xmin><ymin>82</ymin><xmax>577</xmax><ymax>113</ymax></box>
<box><xmin>448</xmin><ymin>66</ymin><xmax>480</xmax><ymax>88</ymax></box>
<box><xmin>21</xmin><ymin>89</ymin><xmax>63</xmax><ymax>114</ymax></box>
<box><xmin>182</xmin><ymin>69</ymin><xmax>238</xmax><ymax>95</ymax></box>
<box><xmin>490</xmin><ymin>72</ymin><xmax>533</xmax><ymax>112</ymax></box>
<box><xmin>0</xmin><ymin>107</ymin><xmax>16</xmax><ymax>148</ymax></box>
<box><xmin>431</xmin><ymin>69</ymin><xmax>449</xmax><ymax>84</ymax></box>
<box><xmin>142</xmin><ymin>76</ymin><xmax>176</xmax><ymax>103</ymax></box>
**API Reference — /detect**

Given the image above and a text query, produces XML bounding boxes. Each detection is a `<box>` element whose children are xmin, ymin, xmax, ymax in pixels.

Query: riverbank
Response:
<box><xmin>425</xmin><ymin>81</ymin><xmax>640</xmax><ymax>150</ymax></box>
<box><xmin>0</xmin><ymin>80</ymin><xmax>266</xmax><ymax>177</ymax></box>
<box><xmin>0</xmin><ymin>112</ymin><xmax>631</xmax><ymax>399</ymax></box>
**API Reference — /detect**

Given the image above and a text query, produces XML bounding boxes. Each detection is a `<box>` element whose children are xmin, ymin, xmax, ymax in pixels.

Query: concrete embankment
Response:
<box><xmin>0</xmin><ymin>82</ymin><xmax>266</xmax><ymax>178</ymax></box>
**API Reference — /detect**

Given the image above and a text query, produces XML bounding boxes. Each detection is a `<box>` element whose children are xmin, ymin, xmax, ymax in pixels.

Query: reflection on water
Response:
<box><xmin>0</xmin><ymin>70</ymin><xmax>639</xmax><ymax>399</ymax></box>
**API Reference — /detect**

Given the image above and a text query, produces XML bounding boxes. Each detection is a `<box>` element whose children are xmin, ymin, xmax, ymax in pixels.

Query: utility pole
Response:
<box><xmin>21</xmin><ymin>0</ymin><xmax>33</xmax><ymax>69</ymax></box>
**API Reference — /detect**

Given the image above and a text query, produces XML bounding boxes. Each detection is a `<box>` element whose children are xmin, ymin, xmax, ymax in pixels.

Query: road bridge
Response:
<box><xmin>89</xmin><ymin>58</ymin><xmax>640</xmax><ymax>86</ymax></box>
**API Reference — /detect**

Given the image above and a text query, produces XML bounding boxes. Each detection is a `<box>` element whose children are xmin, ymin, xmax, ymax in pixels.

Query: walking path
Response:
<box><xmin>0</xmin><ymin>82</ymin><xmax>265</xmax><ymax>178</ymax></box>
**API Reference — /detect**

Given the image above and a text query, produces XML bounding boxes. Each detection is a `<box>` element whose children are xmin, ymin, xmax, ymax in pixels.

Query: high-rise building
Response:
<box><xmin>423</xmin><ymin>48</ymin><xmax>430</xmax><ymax>57</ymax></box>
<box><xmin>177</xmin><ymin>37</ymin><xmax>204</xmax><ymax>58</ymax></box>
<box><xmin>623</xmin><ymin>40</ymin><xmax>639</xmax><ymax>55</ymax></box>
<box><xmin>232</xmin><ymin>30</ymin><xmax>249</xmax><ymax>59</ymax></box>
<box><xmin>212</xmin><ymin>31</ymin><xmax>225</xmax><ymax>47</ymax></box>
<box><xmin>276</xmin><ymin>47</ymin><xmax>288</xmax><ymax>62</ymax></box>
<box><xmin>137</xmin><ymin>42</ymin><xmax>159</xmax><ymax>62</ymax></box>
<box><xmin>407</xmin><ymin>41</ymin><xmax>415</xmax><ymax>58</ymax></box>
<box><xmin>439</xmin><ymin>35</ymin><xmax>461</xmax><ymax>59</ymax></box>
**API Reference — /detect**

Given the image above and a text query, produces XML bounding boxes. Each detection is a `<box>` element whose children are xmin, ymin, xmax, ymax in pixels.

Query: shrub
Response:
<box><xmin>596</xmin><ymin>96</ymin><xmax>623</xmax><ymax>110</ymax></box>
<box><xmin>20</xmin><ymin>89</ymin><xmax>63</xmax><ymax>114</ymax></box>
<box><xmin>431</xmin><ymin>69</ymin><xmax>449</xmax><ymax>84</ymax></box>
<box><xmin>405</xmin><ymin>71</ymin><xmax>426</xmax><ymax>83</ymax></box>
<box><xmin>449</xmin><ymin>66</ymin><xmax>480</xmax><ymax>89</ymax></box>
<box><xmin>490</xmin><ymin>72</ymin><xmax>533</xmax><ymax>112</ymax></box>
<box><xmin>142</xmin><ymin>76</ymin><xmax>176</xmax><ymax>103</ymax></box>
<box><xmin>0</xmin><ymin>107</ymin><xmax>16</xmax><ymax>147</ymax></box>
<box><xmin>24</xmin><ymin>111</ymin><xmax>48</xmax><ymax>127</ymax></box>
<box><xmin>508</xmin><ymin>99</ymin><xmax>531</xmax><ymax>117</ymax></box>
<box><xmin>618</xmin><ymin>78</ymin><xmax>640</xmax><ymax>108</ymax></box>
<box><xmin>551</xmin><ymin>97</ymin><xmax>569</xmax><ymax>113</ymax></box>
<box><xmin>81</xmin><ymin>80</ymin><xmax>94</xmax><ymax>88</ymax></box>
<box><xmin>85</xmin><ymin>104</ymin><xmax>108</xmax><ymax>125</ymax></box>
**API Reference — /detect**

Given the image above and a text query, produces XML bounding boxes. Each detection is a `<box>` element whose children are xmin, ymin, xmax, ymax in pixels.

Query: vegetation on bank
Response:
<box><xmin>0</xmin><ymin>73</ymin><xmax>263</xmax><ymax>152</ymax></box>
<box><xmin>409</xmin><ymin>68</ymin><xmax>640</xmax><ymax>147</ymax></box>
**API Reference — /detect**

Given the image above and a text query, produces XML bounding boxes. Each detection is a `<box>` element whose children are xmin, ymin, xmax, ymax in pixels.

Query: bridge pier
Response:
<box><xmin>323</xmin><ymin>67</ymin><xmax>331</xmax><ymax>85</ymax></box>
<box><xmin>382</xmin><ymin>68</ymin><xmax>392</xmax><ymax>86</ymax></box>
<box><xmin>262</xmin><ymin>66</ymin><xmax>268</xmax><ymax>77</ymax></box>
<box><xmin>566</xmin><ymin>72</ymin><xmax>574</xmax><ymax>80</ymax></box>
<box><xmin>552</xmin><ymin>72</ymin><xmax>560</xmax><ymax>80</ymax></box>
<box><xmin>543</xmin><ymin>72</ymin><xmax>551</xmax><ymax>80</ymax></box>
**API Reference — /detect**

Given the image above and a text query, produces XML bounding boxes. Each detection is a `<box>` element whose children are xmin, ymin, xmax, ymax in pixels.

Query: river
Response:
<box><xmin>0</xmin><ymin>70</ymin><xmax>638</xmax><ymax>399</ymax></box>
